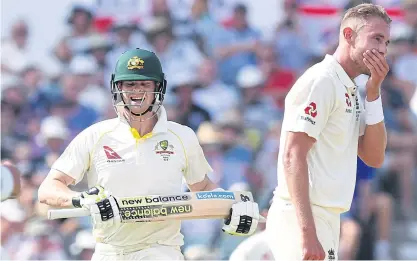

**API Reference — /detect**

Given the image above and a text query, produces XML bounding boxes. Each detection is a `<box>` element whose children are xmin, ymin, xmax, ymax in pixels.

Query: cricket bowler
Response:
<box><xmin>266</xmin><ymin>4</ymin><xmax>390</xmax><ymax>260</ymax></box>
<box><xmin>38</xmin><ymin>48</ymin><xmax>260</xmax><ymax>260</ymax></box>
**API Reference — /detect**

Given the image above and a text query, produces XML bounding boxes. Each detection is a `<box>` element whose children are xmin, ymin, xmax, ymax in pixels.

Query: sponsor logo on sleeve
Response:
<box><xmin>304</xmin><ymin>102</ymin><xmax>317</xmax><ymax>118</ymax></box>
<box><xmin>195</xmin><ymin>191</ymin><xmax>235</xmax><ymax>200</ymax></box>
<box><xmin>301</xmin><ymin>102</ymin><xmax>317</xmax><ymax>125</ymax></box>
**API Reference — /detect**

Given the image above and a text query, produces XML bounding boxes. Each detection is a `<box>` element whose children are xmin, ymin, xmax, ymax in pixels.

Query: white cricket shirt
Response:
<box><xmin>52</xmin><ymin>106</ymin><xmax>213</xmax><ymax>247</ymax></box>
<box><xmin>274</xmin><ymin>55</ymin><xmax>366</xmax><ymax>213</ymax></box>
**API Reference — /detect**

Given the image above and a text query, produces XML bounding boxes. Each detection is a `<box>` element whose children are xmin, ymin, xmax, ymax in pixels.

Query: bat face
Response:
<box><xmin>115</xmin><ymin>191</ymin><xmax>254</xmax><ymax>223</ymax></box>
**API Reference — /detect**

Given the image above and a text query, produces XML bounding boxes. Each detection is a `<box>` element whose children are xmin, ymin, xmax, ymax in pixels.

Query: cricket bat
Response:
<box><xmin>47</xmin><ymin>190</ymin><xmax>267</xmax><ymax>223</ymax></box>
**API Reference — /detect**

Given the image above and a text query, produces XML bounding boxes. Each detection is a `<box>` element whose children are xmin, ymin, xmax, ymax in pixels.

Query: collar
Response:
<box><xmin>118</xmin><ymin>105</ymin><xmax>168</xmax><ymax>137</ymax></box>
<box><xmin>324</xmin><ymin>54</ymin><xmax>358</xmax><ymax>95</ymax></box>
<box><xmin>153</xmin><ymin>105</ymin><xmax>168</xmax><ymax>134</ymax></box>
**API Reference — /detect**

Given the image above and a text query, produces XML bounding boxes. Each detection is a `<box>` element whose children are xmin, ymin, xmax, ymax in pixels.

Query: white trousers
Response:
<box><xmin>91</xmin><ymin>243</ymin><xmax>184</xmax><ymax>261</ymax></box>
<box><xmin>266</xmin><ymin>199</ymin><xmax>340</xmax><ymax>261</ymax></box>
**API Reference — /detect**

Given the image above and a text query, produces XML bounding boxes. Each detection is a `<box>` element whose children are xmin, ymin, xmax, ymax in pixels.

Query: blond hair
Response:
<box><xmin>342</xmin><ymin>3</ymin><xmax>392</xmax><ymax>26</ymax></box>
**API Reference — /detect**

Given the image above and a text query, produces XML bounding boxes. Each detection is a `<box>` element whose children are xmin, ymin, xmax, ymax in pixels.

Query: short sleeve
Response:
<box><xmin>182</xmin><ymin>127</ymin><xmax>213</xmax><ymax>185</ymax></box>
<box><xmin>283</xmin><ymin>76</ymin><xmax>335</xmax><ymax>140</ymax></box>
<box><xmin>51</xmin><ymin>128</ymin><xmax>92</xmax><ymax>185</ymax></box>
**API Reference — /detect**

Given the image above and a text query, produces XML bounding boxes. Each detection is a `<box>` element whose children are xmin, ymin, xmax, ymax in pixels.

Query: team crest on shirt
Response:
<box><xmin>154</xmin><ymin>140</ymin><xmax>175</xmax><ymax>161</ymax></box>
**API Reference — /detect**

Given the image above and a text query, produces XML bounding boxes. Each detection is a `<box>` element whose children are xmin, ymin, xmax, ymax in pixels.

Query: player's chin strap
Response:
<box><xmin>121</xmin><ymin>103</ymin><xmax>162</xmax><ymax>123</ymax></box>
<box><xmin>121</xmin><ymin>91</ymin><xmax>155</xmax><ymax>117</ymax></box>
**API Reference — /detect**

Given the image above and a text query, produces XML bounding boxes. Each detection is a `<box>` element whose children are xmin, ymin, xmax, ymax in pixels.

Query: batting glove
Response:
<box><xmin>72</xmin><ymin>185</ymin><xmax>121</xmax><ymax>229</ymax></box>
<box><xmin>222</xmin><ymin>201</ymin><xmax>260</xmax><ymax>236</ymax></box>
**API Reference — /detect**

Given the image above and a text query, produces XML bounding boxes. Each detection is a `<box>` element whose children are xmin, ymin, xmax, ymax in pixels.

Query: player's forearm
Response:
<box><xmin>358</xmin><ymin>92</ymin><xmax>387</xmax><ymax>168</ymax></box>
<box><xmin>38</xmin><ymin>179</ymin><xmax>79</xmax><ymax>208</ymax></box>
<box><xmin>284</xmin><ymin>155</ymin><xmax>316</xmax><ymax>235</ymax></box>
<box><xmin>359</xmin><ymin>122</ymin><xmax>387</xmax><ymax>168</ymax></box>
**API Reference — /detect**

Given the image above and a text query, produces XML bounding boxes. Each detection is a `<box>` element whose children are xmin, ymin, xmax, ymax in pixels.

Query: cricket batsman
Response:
<box><xmin>266</xmin><ymin>4</ymin><xmax>391</xmax><ymax>260</ymax></box>
<box><xmin>38</xmin><ymin>48</ymin><xmax>260</xmax><ymax>260</ymax></box>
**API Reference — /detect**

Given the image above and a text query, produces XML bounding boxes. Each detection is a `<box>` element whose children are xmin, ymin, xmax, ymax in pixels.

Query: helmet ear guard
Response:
<box><xmin>157</xmin><ymin>75</ymin><xmax>167</xmax><ymax>103</ymax></box>
<box><xmin>110</xmin><ymin>73</ymin><xmax>118</xmax><ymax>103</ymax></box>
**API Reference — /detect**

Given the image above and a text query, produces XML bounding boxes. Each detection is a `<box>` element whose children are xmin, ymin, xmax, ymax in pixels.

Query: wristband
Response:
<box><xmin>365</xmin><ymin>96</ymin><xmax>384</xmax><ymax>125</ymax></box>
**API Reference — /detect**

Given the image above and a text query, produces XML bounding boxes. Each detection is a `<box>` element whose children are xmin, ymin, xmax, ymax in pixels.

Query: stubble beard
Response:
<box><xmin>352</xmin><ymin>51</ymin><xmax>371</xmax><ymax>76</ymax></box>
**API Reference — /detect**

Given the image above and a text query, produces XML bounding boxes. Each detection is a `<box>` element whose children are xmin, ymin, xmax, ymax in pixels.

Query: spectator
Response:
<box><xmin>252</xmin><ymin>121</ymin><xmax>282</xmax><ymax>198</ymax></box>
<box><xmin>70</xmin><ymin>55</ymin><xmax>110</xmax><ymax>115</ymax></box>
<box><xmin>402</xmin><ymin>0</ymin><xmax>417</xmax><ymax>44</ymax></box>
<box><xmin>273</xmin><ymin>0</ymin><xmax>311</xmax><ymax>74</ymax></box>
<box><xmin>191</xmin><ymin>0</ymin><xmax>226</xmax><ymax>56</ymax></box>
<box><xmin>210</xmin><ymin>110</ymin><xmax>253</xmax><ymax>259</ymax></box>
<box><xmin>69</xmin><ymin>229</ymin><xmax>96</xmax><ymax>260</ymax></box>
<box><xmin>1</xmin><ymin>19</ymin><xmax>32</xmax><ymax>77</ymax></box>
<box><xmin>85</xmin><ymin>33</ymin><xmax>113</xmax><ymax>87</ymax></box>
<box><xmin>15</xmin><ymin>219</ymin><xmax>67</xmax><ymax>260</ymax></box>
<box><xmin>144</xmin><ymin>17</ymin><xmax>204</xmax><ymax>80</ymax></box>
<box><xmin>30</xmin><ymin>116</ymin><xmax>69</xmax><ymax>176</ymax></box>
<box><xmin>236</xmin><ymin>65</ymin><xmax>281</xmax><ymax>138</ymax></box>
<box><xmin>65</xmin><ymin>4</ymin><xmax>95</xmax><ymax>55</ymax></box>
<box><xmin>181</xmin><ymin>122</ymin><xmax>223</xmax><ymax>260</ymax></box>
<box><xmin>192</xmin><ymin>59</ymin><xmax>239</xmax><ymax>121</ymax></box>
<box><xmin>106</xmin><ymin>18</ymin><xmax>149</xmax><ymax>72</ymax></box>
<box><xmin>256</xmin><ymin>43</ymin><xmax>296</xmax><ymax>111</ymax></box>
<box><xmin>380</xmin><ymin>71</ymin><xmax>417</xmax><ymax>218</ymax></box>
<box><xmin>50</xmin><ymin>74</ymin><xmax>98</xmax><ymax>137</ymax></box>
<box><xmin>49</xmin><ymin>38</ymin><xmax>73</xmax><ymax>73</ymax></box>
<box><xmin>171</xmin><ymin>70</ymin><xmax>211</xmax><ymax>131</ymax></box>
<box><xmin>214</xmin><ymin>3</ymin><xmax>260</xmax><ymax>86</ymax></box>
<box><xmin>0</xmin><ymin>199</ymin><xmax>27</xmax><ymax>260</ymax></box>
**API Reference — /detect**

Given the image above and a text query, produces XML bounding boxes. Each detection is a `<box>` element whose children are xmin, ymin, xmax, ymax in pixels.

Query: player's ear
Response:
<box><xmin>343</xmin><ymin>27</ymin><xmax>355</xmax><ymax>44</ymax></box>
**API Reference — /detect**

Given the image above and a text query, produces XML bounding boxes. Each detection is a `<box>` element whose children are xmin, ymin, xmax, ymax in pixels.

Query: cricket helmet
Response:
<box><xmin>110</xmin><ymin>48</ymin><xmax>167</xmax><ymax>119</ymax></box>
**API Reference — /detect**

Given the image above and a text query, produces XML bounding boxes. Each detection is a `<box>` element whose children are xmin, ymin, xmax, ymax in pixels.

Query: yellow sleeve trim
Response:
<box><xmin>168</xmin><ymin>129</ymin><xmax>188</xmax><ymax>174</ymax></box>
<box><xmin>88</xmin><ymin>124</ymin><xmax>120</xmax><ymax>171</ymax></box>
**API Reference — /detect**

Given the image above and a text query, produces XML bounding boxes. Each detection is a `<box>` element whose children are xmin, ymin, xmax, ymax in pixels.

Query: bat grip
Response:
<box><xmin>47</xmin><ymin>208</ymin><xmax>90</xmax><ymax>220</ymax></box>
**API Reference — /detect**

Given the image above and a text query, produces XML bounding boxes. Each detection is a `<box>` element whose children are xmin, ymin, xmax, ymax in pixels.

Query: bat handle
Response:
<box><xmin>47</xmin><ymin>208</ymin><xmax>90</xmax><ymax>220</ymax></box>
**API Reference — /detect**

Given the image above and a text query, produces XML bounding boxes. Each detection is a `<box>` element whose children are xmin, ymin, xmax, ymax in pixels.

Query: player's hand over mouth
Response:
<box><xmin>363</xmin><ymin>49</ymin><xmax>389</xmax><ymax>99</ymax></box>
<box><xmin>72</xmin><ymin>185</ymin><xmax>121</xmax><ymax>229</ymax></box>
<box><xmin>222</xmin><ymin>200</ymin><xmax>260</xmax><ymax>236</ymax></box>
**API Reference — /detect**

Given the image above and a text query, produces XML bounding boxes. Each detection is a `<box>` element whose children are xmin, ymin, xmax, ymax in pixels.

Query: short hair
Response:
<box><xmin>234</xmin><ymin>3</ymin><xmax>247</xmax><ymax>14</ymax></box>
<box><xmin>342</xmin><ymin>3</ymin><xmax>392</xmax><ymax>26</ymax></box>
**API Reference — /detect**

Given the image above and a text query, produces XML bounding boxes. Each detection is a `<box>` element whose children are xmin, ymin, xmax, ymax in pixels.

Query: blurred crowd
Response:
<box><xmin>1</xmin><ymin>0</ymin><xmax>417</xmax><ymax>260</ymax></box>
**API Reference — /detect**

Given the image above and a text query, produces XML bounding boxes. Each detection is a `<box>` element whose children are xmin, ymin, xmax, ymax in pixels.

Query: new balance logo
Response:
<box><xmin>103</xmin><ymin>146</ymin><xmax>125</xmax><ymax>163</ymax></box>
